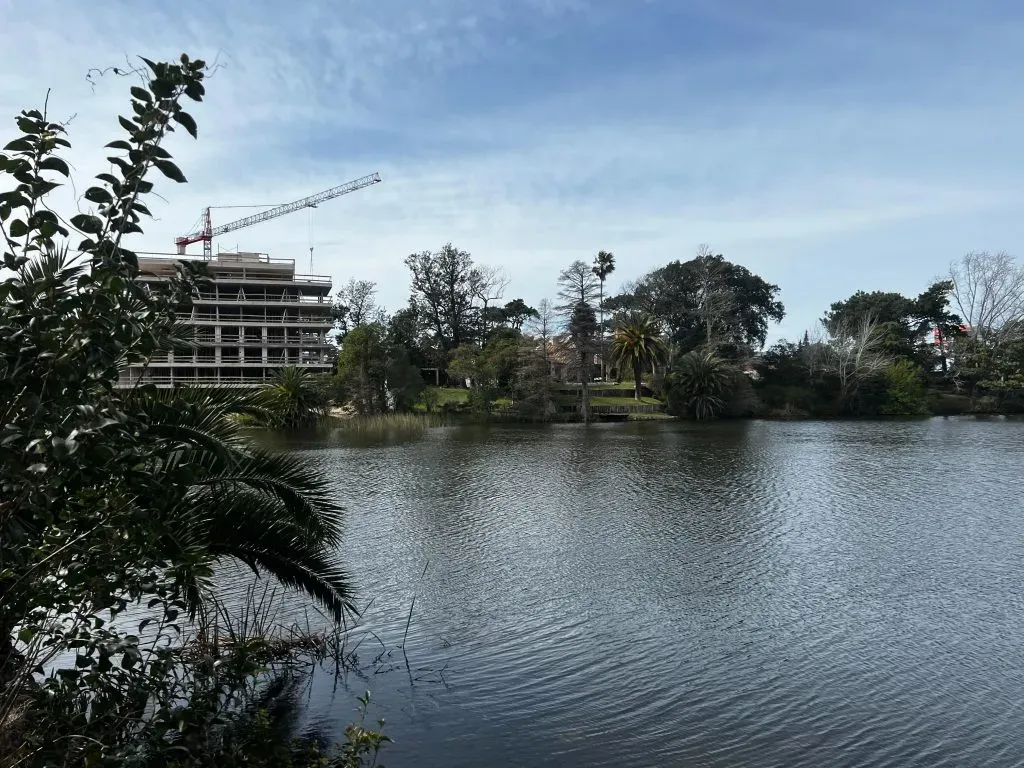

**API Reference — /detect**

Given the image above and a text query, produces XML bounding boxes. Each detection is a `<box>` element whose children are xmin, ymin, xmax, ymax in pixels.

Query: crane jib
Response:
<box><xmin>174</xmin><ymin>172</ymin><xmax>381</xmax><ymax>249</ymax></box>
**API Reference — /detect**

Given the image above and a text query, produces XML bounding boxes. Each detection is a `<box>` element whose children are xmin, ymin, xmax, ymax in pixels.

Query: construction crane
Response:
<box><xmin>174</xmin><ymin>172</ymin><xmax>382</xmax><ymax>260</ymax></box>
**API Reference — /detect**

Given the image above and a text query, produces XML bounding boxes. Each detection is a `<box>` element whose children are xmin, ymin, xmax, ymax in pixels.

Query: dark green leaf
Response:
<box><xmin>154</xmin><ymin>159</ymin><xmax>187</xmax><ymax>183</ymax></box>
<box><xmin>84</xmin><ymin>187</ymin><xmax>114</xmax><ymax>205</ymax></box>
<box><xmin>9</xmin><ymin>219</ymin><xmax>27</xmax><ymax>238</ymax></box>
<box><xmin>151</xmin><ymin>79</ymin><xmax>174</xmax><ymax>99</ymax></box>
<box><xmin>173</xmin><ymin>111</ymin><xmax>198</xmax><ymax>139</ymax></box>
<box><xmin>130</xmin><ymin>86</ymin><xmax>153</xmax><ymax>103</ymax></box>
<box><xmin>39</xmin><ymin>156</ymin><xmax>70</xmax><ymax>176</ymax></box>
<box><xmin>70</xmin><ymin>213</ymin><xmax>103</xmax><ymax>234</ymax></box>
<box><xmin>3</xmin><ymin>138</ymin><xmax>33</xmax><ymax>153</ymax></box>
<box><xmin>105</xmin><ymin>140</ymin><xmax>132</xmax><ymax>151</ymax></box>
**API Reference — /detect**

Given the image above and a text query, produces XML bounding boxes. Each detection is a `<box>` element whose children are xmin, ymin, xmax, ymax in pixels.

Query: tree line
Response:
<box><xmin>330</xmin><ymin>243</ymin><xmax>1024</xmax><ymax>420</ymax></box>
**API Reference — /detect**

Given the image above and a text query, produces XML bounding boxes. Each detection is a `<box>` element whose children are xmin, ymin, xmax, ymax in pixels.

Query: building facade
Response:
<box><xmin>119</xmin><ymin>251</ymin><xmax>334</xmax><ymax>388</ymax></box>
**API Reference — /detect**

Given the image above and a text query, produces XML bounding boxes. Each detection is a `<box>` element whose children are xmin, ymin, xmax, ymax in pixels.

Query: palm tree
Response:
<box><xmin>609</xmin><ymin>313</ymin><xmax>668</xmax><ymax>400</ymax></box>
<box><xmin>592</xmin><ymin>251</ymin><xmax>616</xmax><ymax>379</ymax></box>
<box><xmin>671</xmin><ymin>350</ymin><xmax>734</xmax><ymax>420</ymax></box>
<box><xmin>261</xmin><ymin>365</ymin><xmax>331</xmax><ymax>429</ymax></box>
<box><xmin>122</xmin><ymin>386</ymin><xmax>354</xmax><ymax>619</ymax></box>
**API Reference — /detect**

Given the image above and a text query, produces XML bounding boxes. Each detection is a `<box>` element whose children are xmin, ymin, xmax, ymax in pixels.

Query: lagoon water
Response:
<box><xmin>247</xmin><ymin>418</ymin><xmax>1024</xmax><ymax>767</ymax></box>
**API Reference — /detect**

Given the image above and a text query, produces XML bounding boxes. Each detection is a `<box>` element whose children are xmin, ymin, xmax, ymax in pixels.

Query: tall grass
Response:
<box><xmin>333</xmin><ymin>412</ymin><xmax>444</xmax><ymax>439</ymax></box>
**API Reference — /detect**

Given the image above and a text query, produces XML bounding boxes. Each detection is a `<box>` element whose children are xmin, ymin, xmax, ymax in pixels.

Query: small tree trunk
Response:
<box><xmin>598</xmin><ymin>281</ymin><xmax>605</xmax><ymax>380</ymax></box>
<box><xmin>580</xmin><ymin>351</ymin><xmax>591</xmax><ymax>423</ymax></box>
<box><xmin>634</xmin><ymin>360</ymin><xmax>643</xmax><ymax>400</ymax></box>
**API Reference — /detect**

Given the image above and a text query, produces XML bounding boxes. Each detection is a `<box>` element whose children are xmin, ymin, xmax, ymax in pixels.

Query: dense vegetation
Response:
<box><xmin>0</xmin><ymin>56</ymin><xmax>385</xmax><ymax>767</ymax></box>
<box><xmin>329</xmin><ymin>241</ymin><xmax>1024</xmax><ymax>422</ymax></box>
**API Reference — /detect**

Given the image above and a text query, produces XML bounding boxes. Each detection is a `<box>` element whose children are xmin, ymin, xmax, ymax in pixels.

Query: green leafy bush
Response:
<box><xmin>881</xmin><ymin>360</ymin><xmax>930</xmax><ymax>416</ymax></box>
<box><xmin>0</xmin><ymin>55</ymin><xmax>384</xmax><ymax>768</ymax></box>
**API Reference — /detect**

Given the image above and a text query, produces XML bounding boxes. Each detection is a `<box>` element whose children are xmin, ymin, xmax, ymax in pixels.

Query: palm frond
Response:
<box><xmin>172</xmin><ymin>488</ymin><xmax>353</xmax><ymax>620</ymax></box>
<box><xmin>190</xmin><ymin>451</ymin><xmax>342</xmax><ymax>543</ymax></box>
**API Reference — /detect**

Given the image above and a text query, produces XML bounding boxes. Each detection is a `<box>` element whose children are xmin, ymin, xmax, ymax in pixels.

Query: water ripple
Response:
<box><xmin>242</xmin><ymin>418</ymin><xmax>1024</xmax><ymax>767</ymax></box>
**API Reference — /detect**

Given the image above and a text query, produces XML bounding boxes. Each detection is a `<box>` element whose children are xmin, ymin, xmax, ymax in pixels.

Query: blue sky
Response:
<box><xmin>3</xmin><ymin>0</ymin><xmax>1024</xmax><ymax>342</ymax></box>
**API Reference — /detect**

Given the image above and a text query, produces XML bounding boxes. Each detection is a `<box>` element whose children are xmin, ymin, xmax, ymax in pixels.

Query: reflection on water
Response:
<box><xmin>235</xmin><ymin>418</ymin><xmax>1024</xmax><ymax>767</ymax></box>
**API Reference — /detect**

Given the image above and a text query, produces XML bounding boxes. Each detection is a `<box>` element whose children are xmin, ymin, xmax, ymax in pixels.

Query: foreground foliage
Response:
<box><xmin>0</xmin><ymin>56</ymin><xmax>383</xmax><ymax>767</ymax></box>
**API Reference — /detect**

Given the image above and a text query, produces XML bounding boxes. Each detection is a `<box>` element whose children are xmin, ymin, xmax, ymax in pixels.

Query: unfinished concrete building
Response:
<box><xmin>119</xmin><ymin>251</ymin><xmax>334</xmax><ymax>388</ymax></box>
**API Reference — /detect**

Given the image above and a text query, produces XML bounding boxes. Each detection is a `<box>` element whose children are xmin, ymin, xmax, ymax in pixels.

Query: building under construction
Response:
<box><xmin>117</xmin><ymin>172</ymin><xmax>381</xmax><ymax>388</ymax></box>
<box><xmin>118</xmin><ymin>251</ymin><xmax>335</xmax><ymax>389</ymax></box>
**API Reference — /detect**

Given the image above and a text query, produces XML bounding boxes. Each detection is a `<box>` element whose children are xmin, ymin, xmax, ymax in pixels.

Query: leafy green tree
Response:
<box><xmin>609</xmin><ymin>253</ymin><xmax>784</xmax><ymax>357</ymax></box>
<box><xmin>667</xmin><ymin>351</ymin><xmax>734</xmax><ymax>420</ymax></box>
<box><xmin>0</xmin><ymin>56</ymin><xmax>363</xmax><ymax>765</ymax></box>
<box><xmin>448</xmin><ymin>343</ymin><xmax>498</xmax><ymax>412</ymax></box>
<box><xmin>447</xmin><ymin>332</ymin><xmax>524</xmax><ymax>412</ymax></box>
<box><xmin>567</xmin><ymin>302</ymin><xmax>599</xmax><ymax>422</ymax></box>
<box><xmin>386</xmin><ymin>347</ymin><xmax>426</xmax><ymax>412</ymax></box>
<box><xmin>336</xmin><ymin>323</ymin><xmax>390</xmax><ymax>414</ymax></box>
<box><xmin>404</xmin><ymin>243</ymin><xmax>478</xmax><ymax>356</ymax></box>
<box><xmin>881</xmin><ymin>360</ymin><xmax>930</xmax><ymax>416</ymax></box>
<box><xmin>609</xmin><ymin>313</ymin><xmax>667</xmax><ymax>400</ymax></box>
<box><xmin>502</xmin><ymin>298</ymin><xmax>539</xmax><ymax>331</ymax></box>
<box><xmin>913</xmin><ymin>280</ymin><xmax>964</xmax><ymax>372</ymax></box>
<box><xmin>387</xmin><ymin>304</ymin><xmax>430</xmax><ymax>369</ymax></box>
<box><xmin>481</xmin><ymin>304</ymin><xmax>509</xmax><ymax>334</ymax></box>
<box><xmin>824</xmin><ymin>290</ymin><xmax>917</xmax><ymax>360</ymax></box>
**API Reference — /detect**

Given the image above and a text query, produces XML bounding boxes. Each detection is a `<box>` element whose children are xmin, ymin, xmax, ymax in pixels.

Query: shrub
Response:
<box><xmin>666</xmin><ymin>351</ymin><xmax>735</xmax><ymax>420</ymax></box>
<box><xmin>0</xmin><ymin>55</ymin><xmax>383</xmax><ymax>768</ymax></box>
<box><xmin>881</xmin><ymin>360</ymin><xmax>929</xmax><ymax>416</ymax></box>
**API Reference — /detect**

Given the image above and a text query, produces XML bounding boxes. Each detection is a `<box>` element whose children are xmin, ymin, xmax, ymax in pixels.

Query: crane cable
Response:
<box><xmin>308</xmin><ymin>206</ymin><xmax>315</xmax><ymax>275</ymax></box>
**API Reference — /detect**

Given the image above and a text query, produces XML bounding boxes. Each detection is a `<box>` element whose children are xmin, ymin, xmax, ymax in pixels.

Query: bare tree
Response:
<box><xmin>948</xmin><ymin>251</ymin><xmax>1024</xmax><ymax>347</ymax></box>
<box><xmin>556</xmin><ymin>260</ymin><xmax>599</xmax><ymax>317</ymax></box>
<box><xmin>692</xmin><ymin>244</ymin><xmax>736</xmax><ymax>349</ymax></box>
<box><xmin>823</xmin><ymin>314</ymin><xmax>891</xmax><ymax>407</ymax></box>
<box><xmin>518</xmin><ymin>298</ymin><xmax>557</xmax><ymax>418</ymax></box>
<box><xmin>470</xmin><ymin>264</ymin><xmax>510</xmax><ymax>338</ymax></box>
<box><xmin>528</xmin><ymin>298</ymin><xmax>557</xmax><ymax>346</ymax></box>
<box><xmin>336</xmin><ymin>279</ymin><xmax>378</xmax><ymax>328</ymax></box>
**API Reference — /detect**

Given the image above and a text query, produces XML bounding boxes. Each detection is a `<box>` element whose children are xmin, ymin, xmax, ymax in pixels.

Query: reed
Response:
<box><xmin>333</xmin><ymin>412</ymin><xmax>444</xmax><ymax>439</ymax></box>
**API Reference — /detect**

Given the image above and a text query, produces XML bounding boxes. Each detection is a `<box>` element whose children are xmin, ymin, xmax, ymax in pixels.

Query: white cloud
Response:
<box><xmin>4</xmin><ymin>0</ymin><xmax>1024</xmax><ymax>343</ymax></box>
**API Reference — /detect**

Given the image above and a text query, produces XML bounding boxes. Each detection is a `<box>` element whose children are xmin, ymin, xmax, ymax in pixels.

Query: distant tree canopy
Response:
<box><xmin>607</xmin><ymin>252</ymin><xmax>785</xmax><ymax>357</ymax></box>
<box><xmin>502</xmin><ymin>298</ymin><xmax>539</xmax><ymax>331</ymax></box>
<box><xmin>404</xmin><ymin>243</ymin><xmax>477</xmax><ymax>355</ymax></box>
<box><xmin>824</xmin><ymin>281</ymin><xmax>963</xmax><ymax>369</ymax></box>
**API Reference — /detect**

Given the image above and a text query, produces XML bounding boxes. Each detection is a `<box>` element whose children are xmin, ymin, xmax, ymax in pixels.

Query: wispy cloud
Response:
<box><xmin>4</xmin><ymin>0</ymin><xmax>1024</xmax><ymax>341</ymax></box>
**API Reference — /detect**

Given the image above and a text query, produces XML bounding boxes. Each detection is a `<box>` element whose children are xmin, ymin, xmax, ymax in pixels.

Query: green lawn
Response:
<box><xmin>590</xmin><ymin>396</ymin><xmax>662</xmax><ymax>406</ymax></box>
<box><xmin>415</xmin><ymin>386</ymin><xmax>661</xmax><ymax>412</ymax></box>
<box><xmin>432</xmin><ymin>387</ymin><xmax>469</xmax><ymax>404</ymax></box>
<box><xmin>589</xmin><ymin>380</ymin><xmax>639</xmax><ymax>391</ymax></box>
<box><xmin>413</xmin><ymin>386</ymin><xmax>470</xmax><ymax>412</ymax></box>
